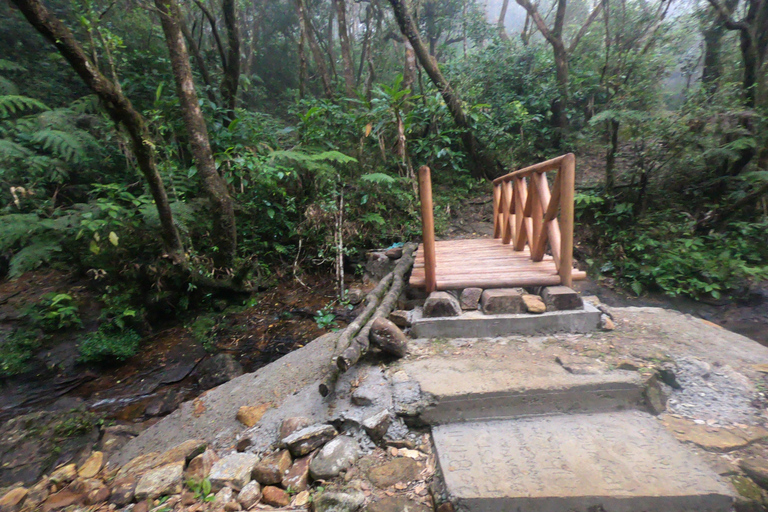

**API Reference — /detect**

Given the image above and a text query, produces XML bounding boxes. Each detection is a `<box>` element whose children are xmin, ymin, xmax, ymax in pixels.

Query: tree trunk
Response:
<box><xmin>180</xmin><ymin>17</ymin><xmax>218</xmax><ymax>104</ymax></box>
<box><xmin>296</xmin><ymin>0</ymin><xmax>334</xmax><ymax>100</ymax></box>
<box><xmin>387</xmin><ymin>0</ymin><xmax>504</xmax><ymax>180</ymax></box>
<box><xmin>220</xmin><ymin>0</ymin><xmax>240</xmax><ymax>118</ymax></box>
<box><xmin>701</xmin><ymin>13</ymin><xmax>726</xmax><ymax>92</ymax></box>
<box><xmin>498</xmin><ymin>0</ymin><xmax>510</xmax><ymax>41</ymax></box>
<box><xmin>336</xmin><ymin>0</ymin><xmax>356</xmax><ymax>97</ymax></box>
<box><xmin>356</xmin><ymin>3</ymin><xmax>374</xmax><ymax>85</ymax></box>
<box><xmin>297</xmin><ymin>0</ymin><xmax>308</xmax><ymax>99</ymax></box>
<box><xmin>605</xmin><ymin>119</ymin><xmax>619</xmax><ymax>192</ymax></box>
<box><xmin>402</xmin><ymin>39</ymin><xmax>417</xmax><ymax>93</ymax></box>
<box><xmin>10</xmin><ymin>0</ymin><xmax>185</xmax><ymax>261</ymax></box>
<box><xmin>155</xmin><ymin>0</ymin><xmax>237</xmax><ymax>269</ymax></box>
<box><xmin>552</xmin><ymin>42</ymin><xmax>570</xmax><ymax>134</ymax></box>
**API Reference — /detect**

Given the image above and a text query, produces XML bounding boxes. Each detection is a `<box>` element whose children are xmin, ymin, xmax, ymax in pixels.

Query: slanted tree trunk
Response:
<box><xmin>180</xmin><ymin>18</ymin><xmax>217</xmax><ymax>104</ymax></box>
<box><xmin>296</xmin><ymin>0</ymin><xmax>334</xmax><ymax>99</ymax></box>
<box><xmin>387</xmin><ymin>0</ymin><xmax>504</xmax><ymax>180</ymax></box>
<box><xmin>220</xmin><ymin>0</ymin><xmax>240</xmax><ymax>118</ymax></box>
<box><xmin>336</xmin><ymin>0</ymin><xmax>356</xmax><ymax>97</ymax></box>
<box><xmin>498</xmin><ymin>0</ymin><xmax>510</xmax><ymax>41</ymax></box>
<box><xmin>155</xmin><ymin>0</ymin><xmax>237</xmax><ymax>269</ymax></box>
<box><xmin>10</xmin><ymin>0</ymin><xmax>185</xmax><ymax>262</ymax></box>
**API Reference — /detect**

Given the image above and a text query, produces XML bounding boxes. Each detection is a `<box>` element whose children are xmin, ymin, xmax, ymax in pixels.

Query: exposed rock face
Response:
<box><xmin>460</xmin><ymin>288</ymin><xmax>483</xmax><ymax>310</ymax></box>
<box><xmin>209</xmin><ymin>453</ymin><xmax>260</xmax><ymax>492</ymax></box>
<box><xmin>50</xmin><ymin>464</ymin><xmax>77</xmax><ymax>485</ymax></box>
<box><xmin>196</xmin><ymin>353</ymin><xmax>243</xmax><ymax>390</ymax></box>
<box><xmin>309</xmin><ymin>436</ymin><xmax>360</xmax><ymax>480</ymax></box>
<box><xmin>281</xmin><ymin>424</ymin><xmax>337</xmax><ymax>457</ymax></box>
<box><xmin>423</xmin><ymin>292</ymin><xmax>462</xmax><ymax>318</ymax></box>
<box><xmin>252</xmin><ymin>450</ymin><xmax>292</xmax><ymax>485</ymax></box>
<box><xmin>481</xmin><ymin>288</ymin><xmax>524</xmax><ymax>314</ymax></box>
<box><xmin>370</xmin><ymin>318</ymin><xmax>409</xmax><ymax>358</ymax></box>
<box><xmin>541</xmin><ymin>286</ymin><xmax>582</xmax><ymax>311</ymax></box>
<box><xmin>367</xmin><ymin>457</ymin><xmax>421</xmax><ymax>488</ymax></box>
<box><xmin>134</xmin><ymin>461</ymin><xmax>184</xmax><ymax>500</ymax></box>
<box><xmin>313</xmin><ymin>491</ymin><xmax>366</xmax><ymax>512</ymax></box>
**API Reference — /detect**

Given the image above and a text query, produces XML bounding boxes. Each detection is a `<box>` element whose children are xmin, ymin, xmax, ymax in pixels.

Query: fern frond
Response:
<box><xmin>8</xmin><ymin>239</ymin><xmax>62</xmax><ymax>279</ymax></box>
<box><xmin>30</xmin><ymin>129</ymin><xmax>84</xmax><ymax>163</ymax></box>
<box><xmin>0</xmin><ymin>60</ymin><xmax>25</xmax><ymax>72</ymax></box>
<box><xmin>68</xmin><ymin>95</ymin><xmax>100</xmax><ymax>114</ymax></box>
<box><xmin>0</xmin><ymin>76</ymin><xmax>18</xmax><ymax>96</ymax></box>
<box><xmin>0</xmin><ymin>139</ymin><xmax>33</xmax><ymax>161</ymax></box>
<box><xmin>0</xmin><ymin>95</ymin><xmax>48</xmax><ymax>118</ymax></box>
<box><xmin>0</xmin><ymin>213</ymin><xmax>40</xmax><ymax>251</ymax></box>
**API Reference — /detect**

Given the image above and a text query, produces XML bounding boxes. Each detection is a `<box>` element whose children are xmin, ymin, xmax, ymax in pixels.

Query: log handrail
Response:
<box><xmin>418</xmin><ymin>165</ymin><xmax>437</xmax><ymax>292</ymax></box>
<box><xmin>492</xmin><ymin>153</ymin><xmax>576</xmax><ymax>287</ymax></box>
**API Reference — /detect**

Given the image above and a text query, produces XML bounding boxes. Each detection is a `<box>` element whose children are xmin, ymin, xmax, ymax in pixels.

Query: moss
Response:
<box><xmin>733</xmin><ymin>476</ymin><xmax>765</xmax><ymax>503</ymax></box>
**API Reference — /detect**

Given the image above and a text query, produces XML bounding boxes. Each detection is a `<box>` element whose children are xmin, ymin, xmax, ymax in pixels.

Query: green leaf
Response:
<box><xmin>109</xmin><ymin>231</ymin><xmax>119</xmax><ymax>246</ymax></box>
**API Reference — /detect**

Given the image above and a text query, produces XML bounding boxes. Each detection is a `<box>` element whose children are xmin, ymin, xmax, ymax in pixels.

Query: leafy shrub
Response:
<box><xmin>0</xmin><ymin>328</ymin><xmax>42</xmax><ymax>378</ymax></box>
<box><xmin>28</xmin><ymin>293</ymin><xmax>81</xmax><ymax>331</ymax></box>
<box><xmin>78</xmin><ymin>327</ymin><xmax>141</xmax><ymax>363</ymax></box>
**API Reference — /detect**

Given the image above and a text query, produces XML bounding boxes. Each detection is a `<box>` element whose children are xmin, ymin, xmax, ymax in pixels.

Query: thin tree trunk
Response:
<box><xmin>387</xmin><ymin>0</ymin><xmax>504</xmax><ymax>180</ymax></box>
<box><xmin>297</xmin><ymin>0</ymin><xmax>308</xmax><ymax>99</ymax></box>
<box><xmin>180</xmin><ymin>17</ymin><xmax>217</xmax><ymax>104</ymax></box>
<box><xmin>155</xmin><ymin>0</ymin><xmax>237</xmax><ymax>269</ymax></box>
<box><xmin>402</xmin><ymin>39</ymin><xmax>416</xmax><ymax>93</ymax></box>
<box><xmin>336</xmin><ymin>0</ymin><xmax>356</xmax><ymax>96</ymax></box>
<box><xmin>356</xmin><ymin>4</ymin><xmax>373</xmax><ymax>85</ymax></box>
<box><xmin>11</xmin><ymin>0</ymin><xmax>185</xmax><ymax>261</ymax></box>
<box><xmin>296</xmin><ymin>0</ymin><xmax>334</xmax><ymax>99</ymax></box>
<box><xmin>220</xmin><ymin>0</ymin><xmax>240</xmax><ymax>118</ymax></box>
<box><xmin>605</xmin><ymin>119</ymin><xmax>619</xmax><ymax>192</ymax></box>
<box><xmin>498</xmin><ymin>0</ymin><xmax>510</xmax><ymax>41</ymax></box>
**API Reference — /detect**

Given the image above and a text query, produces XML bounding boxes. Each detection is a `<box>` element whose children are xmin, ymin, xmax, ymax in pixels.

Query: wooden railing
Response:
<box><xmin>492</xmin><ymin>153</ymin><xmax>576</xmax><ymax>287</ymax></box>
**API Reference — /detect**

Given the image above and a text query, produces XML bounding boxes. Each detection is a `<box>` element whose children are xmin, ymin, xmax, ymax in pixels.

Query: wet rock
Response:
<box><xmin>281</xmin><ymin>424</ymin><xmax>337</xmax><ymax>457</ymax></box>
<box><xmin>601</xmin><ymin>313</ymin><xmax>616</xmax><ymax>330</ymax></box>
<box><xmin>144</xmin><ymin>388</ymin><xmax>185</xmax><ymax>417</ymax></box>
<box><xmin>740</xmin><ymin>459</ymin><xmax>768</xmax><ymax>491</ymax></box>
<box><xmin>196</xmin><ymin>354</ymin><xmax>243</xmax><ymax>390</ymax></box>
<box><xmin>77</xmin><ymin>451</ymin><xmax>103</xmax><ymax>479</ymax></box>
<box><xmin>279</xmin><ymin>417</ymin><xmax>313</xmax><ymax>440</ymax></box>
<box><xmin>388</xmin><ymin>310</ymin><xmax>412</xmax><ymax>329</ymax></box>
<box><xmin>236</xmin><ymin>404</ymin><xmax>271</xmax><ymax>428</ymax></box>
<box><xmin>347</xmin><ymin>288</ymin><xmax>365</xmax><ymax>306</ymax></box>
<box><xmin>40</xmin><ymin>490</ymin><xmax>82</xmax><ymax>512</ymax></box>
<box><xmin>236</xmin><ymin>480</ymin><xmax>261</xmax><ymax>509</ymax></box>
<box><xmin>261</xmin><ymin>486</ymin><xmax>289</xmax><ymax>507</ymax></box>
<box><xmin>541</xmin><ymin>286</ymin><xmax>582</xmax><ymax>311</ymax></box>
<box><xmin>481</xmin><ymin>288</ymin><xmax>524</xmax><ymax>315</ymax></box>
<box><xmin>522</xmin><ymin>294</ymin><xmax>546</xmax><ymax>314</ymax></box>
<box><xmin>312</xmin><ymin>490</ymin><xmax>365</xmax><ymax>512</ymax></box>
<box><xmin>252</xmin><ymin>450</ymin><xmax>291</xmax><ymax>485</ymax></box>
<box><xmin>423</xmin><ymin>292</ymin><xmax>461</xmax><ymax>318</ymax></box>
<box><xmin>367</xmin><ymin>458</ymin><xmax>421</xmax><ymax>488</ymax></box>
<box><xmin>367</xmin><ymin>497</ymin><xmax>431</xmax><ymax>512</ymax></box>
<box><xmin>555</xmin><ymin>355</ymin><xmax>606</xmax><ymax>375</ymax></box>
<box><xmin>186</xmin><ymin>448</ymin><xmax>220</xmax><ymax>480</ymax></box>
<box><xmin>108</xmin><ymin>475</ymin><xmax>136</xmax><ymax>506</ymax></box>
<box><xmin>362</xmin><ymin>410</ymin><xmax>391</xmax><ymax>441</ymax></box>
<box><xmin>385</xmin><ymin>246</ymin><xmax>403</xmax><ymax>260</ymax></box>
<box><xmin>0</xmin><ymin>487</ymin><xmax>27</xmax><ymax>512</ymax></box>
<box><xmin>459</xmin><ymin>288</ymin><xmax>482</xmax><ymax>311</ymax></box>
<box><xmin>134</xmin><ymin>461</ymin><xmax>184</xmax><ymax>500</ymax></box>
<box><xmin>370</xmin><ymin>318</ymin><xmax>408</xmax><ymax>358</ymax></box>
<box><xmin>282</xmin><ymin>454</ymin><xmax>311</xmax><ymax>492</ymax></box>
<box><xmin>209</xmin><ymin>453</ymin><xmax>259</xmax><ymax>492</ymax></box>
<box><xmin>309</xmin><ymin>436</ymin><xmax>360</xmax><ymax>480</ymax></box>
<box><xmin>50</xmin><ymin>464</ymin><xmax>77</xmax><ymax>485</ymax></box>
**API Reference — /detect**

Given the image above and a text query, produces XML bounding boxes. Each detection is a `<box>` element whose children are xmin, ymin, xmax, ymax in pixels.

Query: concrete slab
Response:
<box><xmin>411</xmin><ymin>302</ymin><xmax>600</xmax><ymax>339</ymax></box>
<box><xmin>400</xmin><ymin>357</ymin><xmax>647</xmax><ymax>424</ymax></box>
<box><xmin>433</xmin><ymin>411</ymin><xmax>733</xmax><ymax>512</ymax></box>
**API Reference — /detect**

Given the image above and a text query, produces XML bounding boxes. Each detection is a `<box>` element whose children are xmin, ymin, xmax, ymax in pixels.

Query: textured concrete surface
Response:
<box><xmin>411</xmin><ymin>302</ymin><xmax>601</xmax><ymax>338</ymax></box>
<box><xmin>400</xmin><ymin>356</ymin><xmax>647</xmax><ymax>424</ymax></box>
<box><xmin>433</xmin><ymin>411</ymin><xmax>734</xmax><ymax>512</ymax></box>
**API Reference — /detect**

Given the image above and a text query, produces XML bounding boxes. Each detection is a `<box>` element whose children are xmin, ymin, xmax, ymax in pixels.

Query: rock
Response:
<box><xmin>281</xmin><ymin>424</ymin><xmax>337</xmax><ymax>457</ymax></box>
<box><xmin>365</xmin><ymin>252</ymin><xmax>395</xmax><ymax>281</ymax></box>
<box><xmin>279</xmin><ymin>417</ymin><xmax>313</xmax><ymax>440</ymax></box>
<box><xmin>385</xmin><ymin>246</ymin><xmax>403</xmax><ymax>259</ymax></box>
<box><xmin>236</xmin><ymin>480</ymin><xmax>261</xmax><ymax>509</ymax></box>
<box><xmin>50</xmin><ymin>464</ymin><xmax>77</xmax><ymax>485</ymax></box>
<box><xmin>186</xmin><ymin>449</ymin><xmax>220</xmax><ymax>480</ymax></box>
<box><xmin>225</xmin><ymin>501</ymin><xmax>242</xmax><ymax>511</ymax></box>
<box><xmin>99</xmin><ymin>425</ymin><xmax>142</xmax><ymax>457</ymax></box>
<box><xmin>555</xmin><ymin>355</ymin><xmax>606</xmax><ymax>375</ymax></box>
<box><xmin>209</xmin><ymin>453</ymin><xmax>260</xmax><ymax>492</ymax></box>
<box><xmin>347</xmin><ymin>288</ymin><xmax>365</xmax><ymax>305</ymax></box>
<box><xmin>309</xmin><ymin>436</ymin><xmax>360</xmax><ymax>480</ymax></box>
<box><xmin>85</xmin><ymin>484</ymin><xmax>109</xmax><ymax>505</ymax></box>
<box><xmin>133</xmin><ymin>501</ymin><xmax>148</xmax><ymax>512</ymax></box>
<box><xmin>522</xmin><ymin>294</ymin><xmax>546</xmax><ymax>314</ymax></box>
<box><xmin>252</xmin><ymin>450</ymin><xmax>291</xmax><ymax>485</ymax></box>
<box><xmin>616</xmin><ymin>359</ymin><xmax>641</xmax><ymax>371</ymax></box>
<box><xmin>601</xmin><ymin>313</ymin><xmax>615</xmax><ymax>330</ymax></box>
<box><xmin>481</xmin><ymin>288</ymin><xmax>524</xmax><ymax>314</ymax></box>
<box><xmin>134</xmin><ymin>461</ymin><xmax>184</xmax><ymax>500</ymax></box>
<box><xmin>366</xmin><ymin>497</ymin><xmax>431</xmax><ymax>512</ymax></box>
<box><xmin>362</xmin><ymin>410</ymin><xmax>391</xmax><ymax>441</ymax></box>
<box><xmin>214</xmin><ymin>486</ymin><xmax>234</xmax><ymax>505</ymax></box>
<box><xmin>40</xmin><ymin>490</ymin><xmax>82</xmax><ymax>512</ymax></box>
<box><xmin>436</xmin><ymin>503</ymin><xmax>456</xmax><ymax>512</ymax></box>
<box><xmin>77</xmin><ymin>451</ymin><xmax>103</xmax><ymax>479</ymax></box>
<box><xmin>661</xmin><ymin>415</ymin><xmax>768</xmax><ymax>452</ymax></box>
<box><xmin>236</xmin><ymin>404</ymin><xmax>271</xmax><ymax>428</ymax></box>
<box><xmin>236</xmin><ymin>438</ymin><xmax>252</xmax><ymax>452</ymax></box>
<box><xmin>657</xmin><ymin>363</ymin><xmax>681</xmax><ymax>389</ymax></box>
<box><xmin>181</xmin><ymin>491</ymin><xmax>196</xmax><ymax>506</ymax></box>
<box><xmin>0</xmin><ymin>487</ymin><xmax>27</xmax><ymax>512</ymax></box>
<box><xmin>158</xmin><ymin>439</ymin><xmax>207</xmax><ymax>465</ymax></box>
<box><xmin>261</xmin><ymin>486</ymin><xmax>289</xmax><ymax>507</ymax></box>
<box><xmin>459</xmin><ymin>288</ymin><xmax>483</xmax><ymax>310</ymax></box>
<box><xmin>116</xmin><ymin>452</ymin><xmax>162</xmax><ymax>479</ymax></box>
<box><xmin>644</xmin><ymin>377</ymin><xmax>671</xmax><ymax>415</ymax></box>
<box><xmin>541</xmin><ymin>286</ymin><xmax>582</xmax><ymax>311</ymax></box>
<box><xmin>423</xmin><ymin>292</ymin><xmax>462</xmax><ymax>318</ymax></box>
<box><xmin>108</xmin><ymin>476</ymin><xmax>136</xmax><ymax>506</ymax></box>
<box><xmin>388</xmin><ymin>310</ymin><xmax>412</xmax><ymax>329</ymax></box>
<box><xmin>312</xmin><ymin>491</ymin><xmax>365</xmax><ymax>512</ymax></box>
<box><xmin>367</xmin><ymin>458</ymin><xmax>421</xmax><ymax>488</ymax></box>
<box><xmin>369</xmin><ymin>318</ymin><xmax>408</xmax><ymax>358</ymax></box>
<box><xmin>282</xmin><ymin>454</ymin><xmax>311</xmax><ymax>492</ymax></box>
<box><xmin>196</xmin><ymin>354</ymin><xmax>243</xmax><ymax>390</ymax></box>
<box><xmin>740</xmin><ymin>459</ymin><xmax>768</xmax><ymax>491</ymax></box>
<box><xmin>293</xmin><ymin>489</ymin><xmax>310</xmax><ymax>507</ymax></box>
<box><xmin>351</xmin><ymin>386</ymin><xmax>376</xmax><ymax>406</ymax></box>
<box><xmin>24</xmin><ymin>477</ymin><xmax>49</xmax><ymax>510</ymax></box>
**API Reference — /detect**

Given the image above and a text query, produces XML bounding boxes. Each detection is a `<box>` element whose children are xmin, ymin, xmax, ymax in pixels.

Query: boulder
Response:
<box><xmin>459</xmin><ymin>288</ymin><xmax>483</xmax><ymax>310</ymax></box>
<box><xmin>252</xmin><ymin>450</ymin><xmax>291</xmax><ymax>485</ymax></box>
<box><xmin>134</xmin><ymin>461</ymin><xmax>184</xmax><ymax>500</ymax></box>
<box><xmin>541</xmin><ymin>286</ymin><xmax>582</xmax><ymax>311</ymax></box>
<box><xmin>209</xmin><ymin>453</ymin><xmax>260</xmax><ymax>492</ymax></box>
<box><xmin>346</xmin><ymin>288</ymin><xmax>365</xmax><ymax>305</ymax></box>
<box><xmin>423</xmin><ymin>292</ymin><xmax>462</xmax><ymax>318</ymax></box>
<box><xmin>158</xmin><ymin>439</ymin><xmax>207</xmax><ymax>466</ymax></box>
<box><xmin>370</xmin><ymin>318</ymin><xmax>408</xmax><ymax>358</ymax></box>
<box><xmin>281</xmin><ymin>424</ymin><xmax>337</xmax><ymax>457</ymax></box>
<box><xmin>385</xmin><ymin>246</ymin><xmax>403</xmax><ymax>259</ymax></box>
<box><xmin>481</xmin><ymin>288</ymin><xmax>524</xmax><ymax>314</ymax></box>
<box><xmin>309</xmin><ymin>436</ymin><xmax>360</xmax><ymax>480</ymax></box>
<box><xmin>196</xmin><ymin>354</ymin><xmax>243</xmax><ymax>390</ymax></box>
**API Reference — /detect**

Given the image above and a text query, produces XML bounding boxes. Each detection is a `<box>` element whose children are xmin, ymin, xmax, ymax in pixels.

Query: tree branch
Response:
<box><xmin>514</xmin><ymin>0</ymin><xmax>556</xmax><ymax>46</ymax></box>
<box><xmin>193</xmin><ymin>0</ymin><xmax>227</xmax><ymax>67</ymax></box>
<box><xmin>706</xmin><ymin>0</ymin><xmax>748</xmax><ymax>30</ymax></box>
<box><xmin>568</xmin><ymin>0</ymin><xmax>605</xmax><ymax>54</ymax></box>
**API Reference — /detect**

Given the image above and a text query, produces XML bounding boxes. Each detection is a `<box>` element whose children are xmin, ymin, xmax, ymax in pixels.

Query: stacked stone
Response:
<box><xmin>419</xmin><ymin>286</ymin><xmax>583</xmax><ymax>317</ymax></box>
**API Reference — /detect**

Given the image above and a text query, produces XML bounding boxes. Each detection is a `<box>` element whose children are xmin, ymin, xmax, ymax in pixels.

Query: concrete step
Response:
<box><xmin>433</xmin><ymin>411</ymin><xmax>733</xmax><ymax>512</ymax></box>
<box><xmin>400</xmin><ymin>357</ymin><xmax>650</xmax><ymax>424</ymax></box>
<box><xmin>411</xmin><ymin>301</ymin><xmax>601</xmax><ymax>339</ymax></box>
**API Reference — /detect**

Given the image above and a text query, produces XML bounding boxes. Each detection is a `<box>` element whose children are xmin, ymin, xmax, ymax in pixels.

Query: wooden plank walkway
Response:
<box><xmin>409</xmin><ymin>238</ymin><xmax>586</xmax><ymax>290</ymax></box>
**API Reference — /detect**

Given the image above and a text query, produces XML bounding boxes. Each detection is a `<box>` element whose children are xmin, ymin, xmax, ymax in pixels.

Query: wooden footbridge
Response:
<box><xmin>410</xmin><ymin>154</ymin><xmax>586</xmax><ymax>292</ymax></box>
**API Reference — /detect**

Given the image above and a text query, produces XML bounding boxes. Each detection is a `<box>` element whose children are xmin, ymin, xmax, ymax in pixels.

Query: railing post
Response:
<box><xmin>418</xmin><ymin>165</ymin><xmax>437</xmax><ymax>293</ymax></box>
<box><xmin>559</xmin><ymin>154</ymin><xmax>576</xmax><ymax>287</ymax></box>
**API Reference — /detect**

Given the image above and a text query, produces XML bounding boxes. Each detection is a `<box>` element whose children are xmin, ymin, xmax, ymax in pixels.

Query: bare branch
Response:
<box><xmin>568</xmin><ymin>0</ymin><xmax>605</xmax><ymax>54</ymax></box>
